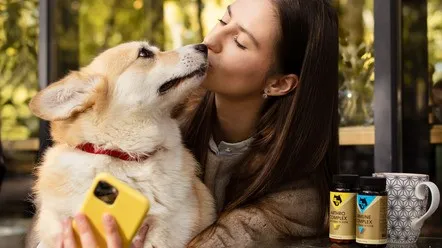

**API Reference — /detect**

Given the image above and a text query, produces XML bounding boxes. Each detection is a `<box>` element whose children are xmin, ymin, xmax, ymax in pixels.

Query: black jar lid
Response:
<box><xmin>333</xmin><ymin>174</ymin><xmax>359</xmax><ymax>189</ymax></box>
<box><xmin>359</xmin><ymin>176</ymin><xmax>386</xmax><ymax>191</ymax></box>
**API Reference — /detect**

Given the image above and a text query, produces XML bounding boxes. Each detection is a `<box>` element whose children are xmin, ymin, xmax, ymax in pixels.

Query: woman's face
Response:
<box><xmin>202</xmin><ymin>0</ymin><xmax>280</xmax><ymax>99</ymax></box>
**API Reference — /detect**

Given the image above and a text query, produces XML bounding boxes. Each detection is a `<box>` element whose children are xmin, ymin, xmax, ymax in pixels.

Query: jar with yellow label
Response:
<box><xmin>356</xmin><ymin>177</ymin><xmax>387</xmax><ymax>248</ymax></box>
<box><xmin>329</xmin><ymin>174</ymin><xmax>359</xmax><ymax>244</ymax></box>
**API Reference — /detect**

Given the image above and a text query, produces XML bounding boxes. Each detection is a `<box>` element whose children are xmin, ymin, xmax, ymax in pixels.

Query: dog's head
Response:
<box><xmin>29</xmin><ymin>41</ymin><xmax>208</xmax><ymax>122</ymax></box>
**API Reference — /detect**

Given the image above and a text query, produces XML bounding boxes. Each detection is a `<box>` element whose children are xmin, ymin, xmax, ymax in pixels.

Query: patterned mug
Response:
<box><xmin>372</xmin><ymin>173</ymin><xmax>440</xmax><ymax>244</ymax></box>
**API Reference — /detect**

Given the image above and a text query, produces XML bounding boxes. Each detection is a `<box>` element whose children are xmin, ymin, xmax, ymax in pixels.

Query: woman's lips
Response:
<box><xmin>208</xmin><ymin>58</ymin><xmax>216</xmax><ymax>69</ymax></box>
<box><xmin>207</xmin><ymin>53</ymin><xmax>214</xmax><ymax>67</ymax></box>
<box><xmin>207</xmin><ymin>61</ymin><xmax>213</xmax><ymax>70</ymax></box>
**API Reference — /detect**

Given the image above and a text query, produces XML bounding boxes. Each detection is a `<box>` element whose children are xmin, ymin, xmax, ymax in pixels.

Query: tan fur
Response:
<box><xmin>30</xmin><ymin>41</ymin><xmax>215</xmax><ymax>248</ymax></box>
<box><xmin>183</xmin><ymin>149</ymin><xmax>214</xmax><ymax>234</ymax></box>
<box><xmin>158</xmin><ymin>50</ymin><xmax>181</xmax><ymax>66</ymax></box>
<box><xmin>34</xmin><ymin>166</ymin><xmax>70</xmax><ymax>198</ymax></box>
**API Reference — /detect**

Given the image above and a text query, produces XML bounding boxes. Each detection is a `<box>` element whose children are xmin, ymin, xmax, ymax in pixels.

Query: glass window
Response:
<box><xmin>77</xmin><ymin>0</ymin><xmax>233</xmax><ymax>67</ymax></box>
<box><xmin>429</xmin><ymin>0</ymin><xmax>442</xmax><ymax>124</ymax></box>
<box><xmin>427</xmin><ymin>0</ymin><xmax>442</xmax><ymax>238</ymax></box>
<box><xmin>336</xmin><ymin>0</ymin><xmax>374</xmax><ymax>127</ymax></box>
<box><xmin>0</xmin><ymin>0</ymin><xmax>39</xmax><ymax>141</ymax></box>
<box><xmin>335</xmin><ymin>0</ymin><xmax>375</xmax><ymax>176</ymax></box>
<box><xmin>2</xmin><ymin>0</ymin><xmax>441</xmax><ymax>245</ymax></box>
<box><xmin>0</xmin><ymin>0</ymin><xmax>40</xmax><ymax>245</ymax></box>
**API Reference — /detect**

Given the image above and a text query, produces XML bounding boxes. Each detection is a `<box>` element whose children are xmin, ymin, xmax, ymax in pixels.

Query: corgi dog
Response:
<box><xmin>29</xmin><ymin>41</ymin><xmax>215</xmax><ymax>248</ymax></box>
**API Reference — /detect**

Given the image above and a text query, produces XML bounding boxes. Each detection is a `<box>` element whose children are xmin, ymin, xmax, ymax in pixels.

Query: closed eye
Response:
<box><xmin>234</xmin><ymin>36</ymin><xmax>247</xmax><ymax>50</ymax></box>
<box><xmin>138</xmin><ymin>47</ymin><xmax>154</xmax><ymax>59</ymax></box>
<box><xmin>218</xmin><ymin>19</ymin><xmax>247</xmax><ymax>50</ymax></box>
<box><xmin>218</xmin><ymin>19</ymin><xmax>227</xmax><ymax>25</ymax></box>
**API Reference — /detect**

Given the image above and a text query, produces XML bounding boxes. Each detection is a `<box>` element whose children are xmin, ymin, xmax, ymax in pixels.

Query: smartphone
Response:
<box><xmin>72</xmin><ymin>172</ymin><xmax>150</xmax><ymax>248</ymax></box>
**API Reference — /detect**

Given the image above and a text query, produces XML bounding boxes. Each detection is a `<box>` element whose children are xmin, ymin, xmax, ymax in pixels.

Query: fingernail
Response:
<box><xmin>140</xmin><ymin>224</ymin><xmax>149</xmax><ymax>233</ymax></box>
<box><xmin>74</xmin><ymin>214</ymin><xmax>87</xmax><ymax>228</ymax></box>
<box><xmin>103</xmin><ymin>213</ymin><xmax>113</xmax><ymax>224</ymax></box>
<box><xmin>62</xmin><ymin>219</ymin><xmax>68</xmax><ymax>230</ymax></box>
<box><xmin>62</xmin><ymin>218</ymin><xmax>71</xmax><ymax>236</ymax></box>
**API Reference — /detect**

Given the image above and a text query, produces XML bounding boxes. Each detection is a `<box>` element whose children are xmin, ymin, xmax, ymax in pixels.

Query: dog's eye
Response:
<box><xmin>138</xmin><ymin>48</ymin><xmax>154</xmax><ymax>59</ymax></box>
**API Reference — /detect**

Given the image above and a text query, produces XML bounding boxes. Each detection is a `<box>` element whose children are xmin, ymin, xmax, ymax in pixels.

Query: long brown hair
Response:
<box><xmin>180</xmin><ymin>0</ymin><xmax>339</xmax><ymax>229</ymax></box>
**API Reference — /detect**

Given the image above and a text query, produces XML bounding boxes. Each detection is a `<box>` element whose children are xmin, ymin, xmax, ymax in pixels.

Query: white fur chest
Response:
<box><xmin>36</xmin><ymin>143</ymin><xmax>191</xmax><ymax>219</ymax></box>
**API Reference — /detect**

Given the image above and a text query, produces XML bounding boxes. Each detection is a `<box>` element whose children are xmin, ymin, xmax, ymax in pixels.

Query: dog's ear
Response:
<box><xmin>29</xmin><ymin>71</ymin><xmax>104</xmax><ymax>121</ymax></box>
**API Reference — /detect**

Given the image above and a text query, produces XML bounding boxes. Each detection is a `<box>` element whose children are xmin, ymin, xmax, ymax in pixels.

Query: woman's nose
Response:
<box><xmin>203</xmin><ymin>38</ymin><xmax>221</xmax><ymax>54</ymax></box>
<box><xmin>203</xmin><ymin>29</ymin><xmax>223</xmax><ymax>54</ymax></box>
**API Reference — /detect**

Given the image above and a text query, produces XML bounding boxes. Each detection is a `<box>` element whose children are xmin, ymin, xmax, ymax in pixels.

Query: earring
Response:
<box><xmin>262</xmin><ymin>90</ymin><xmax>269</xmax><ymax>99</ymax></box>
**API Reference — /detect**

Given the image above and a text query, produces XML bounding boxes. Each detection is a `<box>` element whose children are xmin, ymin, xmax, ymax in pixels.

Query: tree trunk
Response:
<box><xmin>341</xmin><ymin>0</ymin><xmax>365</xmax><ymax>45</ymax></box>
<box><xmin>197</xmin><ymin>0</ymin><xmax>204</xmax><ymax>41</ymax></box>
<box><xmin>144</xmin><ymin>0</ymin><xmax>165</xmax><ymax>50</ymax></box>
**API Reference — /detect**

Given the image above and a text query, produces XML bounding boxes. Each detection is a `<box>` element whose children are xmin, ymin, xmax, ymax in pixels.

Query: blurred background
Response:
<box><xmin>0</xmin><ymin>0</ymin><xmax>441</xmax><ymax>247</ymax></box>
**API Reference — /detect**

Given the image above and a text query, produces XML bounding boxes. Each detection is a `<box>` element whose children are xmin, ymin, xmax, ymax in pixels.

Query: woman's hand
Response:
<box><xmin>57</xmin><ymin>213</ymin><xmax>148</xmax><ymax>248</ymax></box>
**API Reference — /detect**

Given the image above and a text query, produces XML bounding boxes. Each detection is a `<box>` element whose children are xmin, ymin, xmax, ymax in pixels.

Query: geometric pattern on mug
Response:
<box><xmin>386</xmin><ymin>175</ymin><xmax>428</xmax><ymax>243</ymax></box>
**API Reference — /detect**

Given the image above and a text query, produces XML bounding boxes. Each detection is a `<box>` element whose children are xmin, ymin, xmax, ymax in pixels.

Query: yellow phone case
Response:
<box><xmin>72</xmin><ymin>172</ymin><xmax>150</xmax><ymax>248</ymax></box>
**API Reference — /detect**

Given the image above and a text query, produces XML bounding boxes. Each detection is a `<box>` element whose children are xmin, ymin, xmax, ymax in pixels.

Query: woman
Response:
<box><xmin>59</xmin><ymin>0</ymin><xmax>339</xmax><ymax>247</ymax></box>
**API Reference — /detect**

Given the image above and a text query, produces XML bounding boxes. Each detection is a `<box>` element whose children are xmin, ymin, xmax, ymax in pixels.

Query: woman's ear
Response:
<box><xmin>29</xmin><ymin>71</ymin><xmax>104</xmax><ymax>121</ymax></box>
<box><xmin>265</xmin><ymin>74</ymin><xmax>299</xmax><ymax>96</ymax></box>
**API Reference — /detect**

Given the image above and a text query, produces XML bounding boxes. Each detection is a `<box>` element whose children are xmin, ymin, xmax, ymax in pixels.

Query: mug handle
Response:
<box><xmin>411</xmin><ymin>182</ymin><xmax>440</xmax><ymax>231</ymax></box>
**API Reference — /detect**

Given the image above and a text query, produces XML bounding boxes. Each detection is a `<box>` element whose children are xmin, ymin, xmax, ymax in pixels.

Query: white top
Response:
<box><xmin>204</xmin><ymin>136</ymin><xmax>254</xmax><ymax>212</ymax></box>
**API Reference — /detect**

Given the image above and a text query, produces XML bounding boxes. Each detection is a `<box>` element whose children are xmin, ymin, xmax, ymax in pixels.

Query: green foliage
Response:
<box><xmin>0</xmin><ymin>0</ymin><xmax>232</xmax><ymax>140</ymax></box>
<box><xmin>4</xmin><ymin>0</ymin><xmax>438</xmax><ymax>139</ymax></box>
<box><xmin>338</xmin><ymin>39</ymin><xmax>374</xmax><ymax>126</ymax></box>
<box><xmin>79</xmin><ymin>0</ymin><xmax>165</xmax><ymax>66</ymax></box>
<box><xmin>428</xmin><ymin>0</ymin><xmax>442</xmax><ymax>83</ymax></box>
<box><xmin>164</xmin><ymin>0</ymin><xmax>203</xmax><ymax>50</ymax></box>
<box><xmin>78</xmin><ymin>0</ymin><xmax>231</xmax><ymax>64</ymax></box>
<box><xmin>0</xmin><ymin>0</ymin><xmax>39</xmax><ymax>140</ymax></box>
<box><xmin>336</xmin><ymin>0</ymin><xmax>375</xmax><ymax>126</ymax></box>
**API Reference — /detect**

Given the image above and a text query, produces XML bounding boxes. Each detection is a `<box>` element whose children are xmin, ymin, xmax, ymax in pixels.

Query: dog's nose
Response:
<box><xmin>194</xmin><ymin>44</ymin><xmax>208</xmax><ymax>56</ymax></box>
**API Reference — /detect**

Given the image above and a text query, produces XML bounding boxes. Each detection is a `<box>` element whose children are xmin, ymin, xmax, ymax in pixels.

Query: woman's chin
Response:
<box><xmin>200</xmin><ymin>72</ymin><xmax>226</xmax><ymax>93</ymax></box>
<box><xmin>200</xmin><ymin>80</ymin><xmax>212</xmax><ymax>91</ymax></box>
<box><xmin>200</xmin><ymin>74</ymin><xmax>214</xmax><ymax>89</ymax></box>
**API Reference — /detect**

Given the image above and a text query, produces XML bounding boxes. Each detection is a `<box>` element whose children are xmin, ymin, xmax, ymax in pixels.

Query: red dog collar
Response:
<box><xmin>76</xmin><ymin>143</ymin><xmax>155</xmax><ymax>162</ymax></box>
